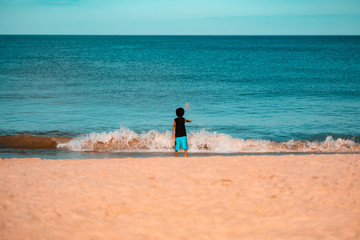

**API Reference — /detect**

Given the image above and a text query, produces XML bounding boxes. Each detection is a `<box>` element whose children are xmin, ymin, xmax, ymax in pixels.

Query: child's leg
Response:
<box><xmin>174</xmin><ymin>137</ymin><xmax>180</xmax><ymax>157</ymax></box>
<box><xmin>183</xmin><ymin>137</ymin><xmax>189</xmax><ymax>157</ymax></box>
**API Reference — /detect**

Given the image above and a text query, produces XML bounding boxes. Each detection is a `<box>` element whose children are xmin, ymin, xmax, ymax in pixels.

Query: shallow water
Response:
<box><xmin>1</xmin><ymin>35</ymin><xmax>359</xmax><ymax>157</ymax></box>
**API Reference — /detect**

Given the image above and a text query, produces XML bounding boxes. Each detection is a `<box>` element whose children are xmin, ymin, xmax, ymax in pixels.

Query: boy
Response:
<box><xmin>172</xmin><ymin>107</ymin><xmax>192</xmax><ymax>157</ymax></box>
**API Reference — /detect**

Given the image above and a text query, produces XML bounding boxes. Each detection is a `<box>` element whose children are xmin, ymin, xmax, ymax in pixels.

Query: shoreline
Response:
<box><xmin>1</xmin><ymin>132</ymin><xmax>360</xmax><ymax>154</ymax></box>
<box><xmin>1</xmin><ymin>154</ymin><xmax>359</xmax><ymax>239</ymax></box>
<box><xmin>1</xmin><ymin>152</ymin><xmax>360</xmax><ymax>160</ymax></box>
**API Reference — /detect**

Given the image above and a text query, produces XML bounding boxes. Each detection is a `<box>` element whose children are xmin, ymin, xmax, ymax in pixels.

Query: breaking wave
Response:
<box><xmin>1</xmin><ymin>127</ymin><xmax>359</xmax><ymax>153</ymax></box>
<box><xmin>55</xmin><ymin>127</ymin><xmax>360</xmax><ymax>153</ymax></box>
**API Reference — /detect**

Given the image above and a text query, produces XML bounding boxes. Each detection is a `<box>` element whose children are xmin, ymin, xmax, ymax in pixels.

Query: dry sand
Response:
<box><xmin>1</xmin><ymin>154</ymin><xmax>359</xmax><ymax>240</ymax></box>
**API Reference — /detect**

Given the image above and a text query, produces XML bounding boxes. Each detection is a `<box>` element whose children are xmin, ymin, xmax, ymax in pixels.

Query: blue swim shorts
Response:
<box><xmin>175</xmin><ymin>136</ymin><xmax>188</xmax><ymax>151</ymax></box>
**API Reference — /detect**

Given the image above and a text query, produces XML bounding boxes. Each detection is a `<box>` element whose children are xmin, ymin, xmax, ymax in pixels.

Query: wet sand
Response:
<box><xmin>1</xmin><ymin>154</ymin><xmax>359</xmax><ymax>240</ymax></box>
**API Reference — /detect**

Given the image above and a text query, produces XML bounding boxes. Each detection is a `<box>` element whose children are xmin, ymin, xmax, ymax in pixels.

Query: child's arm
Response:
<box><xmin>172</xmin><ymin>120</ymin><xmax>176</xmax><ymax>139</ymax></box>
<box><xmin>185</xmin><ymin>118</ymin><xmax>192</xmax><ymax>123</ymax></box>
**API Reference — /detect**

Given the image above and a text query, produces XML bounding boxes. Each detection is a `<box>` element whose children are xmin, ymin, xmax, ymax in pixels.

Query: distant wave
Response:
<box><xmin>1</xmin><ymin>127</ymin><xmax>359</xmax><ymax>153</ymax></box>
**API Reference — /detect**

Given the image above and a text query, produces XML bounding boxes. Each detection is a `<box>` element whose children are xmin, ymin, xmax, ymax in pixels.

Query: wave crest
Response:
<box><xmin>57</xmin><ymin>127</ymin><xmax>360</xmax><ymax>153</ymax></box>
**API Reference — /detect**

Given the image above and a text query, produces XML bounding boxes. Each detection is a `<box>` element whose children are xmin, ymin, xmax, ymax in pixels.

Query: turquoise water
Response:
<box><xmin>1</xmin><ymin>36</ymin><xmax>360</xmax><ymax>157</ymax></box>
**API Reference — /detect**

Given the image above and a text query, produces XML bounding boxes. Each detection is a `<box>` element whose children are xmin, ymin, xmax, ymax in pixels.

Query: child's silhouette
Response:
<box><xmin>172</xmin><ymin>107</ymin><xmax>192</xmax><ymax>157</ymax></box>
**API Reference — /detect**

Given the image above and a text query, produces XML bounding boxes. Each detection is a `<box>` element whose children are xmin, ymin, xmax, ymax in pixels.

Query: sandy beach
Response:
<box><xmin>1</xmin><ymin>154</ymin><xmax>359</xmax><ymax>240</ymax></box>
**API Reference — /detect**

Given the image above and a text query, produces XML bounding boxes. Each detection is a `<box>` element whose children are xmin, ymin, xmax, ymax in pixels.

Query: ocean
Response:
<box><xmin>0</xmin><ymin>35</ymin><xmax>359</xmax><ymax>158</ymax></box>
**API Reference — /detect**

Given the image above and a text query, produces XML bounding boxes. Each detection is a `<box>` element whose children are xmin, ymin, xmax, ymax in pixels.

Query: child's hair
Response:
<box><xmin>176</xmin><ymin>107</ymin><xmax>185</xmax><ymax>117</ymax></box>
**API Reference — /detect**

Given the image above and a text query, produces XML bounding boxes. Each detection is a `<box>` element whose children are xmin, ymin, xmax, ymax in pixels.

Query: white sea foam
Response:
<box><xmin>57</xmin><ymin>127</ymin><xmax>360</xmax><ymax>153</ymax></box>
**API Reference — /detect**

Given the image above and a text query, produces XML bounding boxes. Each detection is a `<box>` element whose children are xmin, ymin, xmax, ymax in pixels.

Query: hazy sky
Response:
<box><xmin>0</xmin><ymin>0</ymin><xmax>359</xmax><ymax>35</ymax></box>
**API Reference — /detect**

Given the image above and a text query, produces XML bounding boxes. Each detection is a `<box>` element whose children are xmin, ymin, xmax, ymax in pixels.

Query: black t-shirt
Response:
<box><xmin>175</xmin><ymin>117</ymin><xmax>186</xmax><ymax>137</ymax></box>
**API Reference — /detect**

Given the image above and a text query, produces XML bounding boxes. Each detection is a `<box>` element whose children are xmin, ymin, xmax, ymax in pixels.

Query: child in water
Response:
<box><xmin>172</xmin><ymin>107</ymin><xmax>192</xmax><ymax>157</ymax></box>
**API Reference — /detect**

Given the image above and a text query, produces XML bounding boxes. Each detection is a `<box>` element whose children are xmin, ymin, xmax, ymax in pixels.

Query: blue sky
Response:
<box><xmin>0</xmin><ymin>0</ymin><xmax>359</xmax><ymax>35</ymax></box>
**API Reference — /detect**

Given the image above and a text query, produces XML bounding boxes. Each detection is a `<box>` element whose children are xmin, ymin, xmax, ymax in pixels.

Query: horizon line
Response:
<box><xmin>1</xmin><ymin>34</ymin><xmax>360</xmax><ymax>36</ymax></box>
